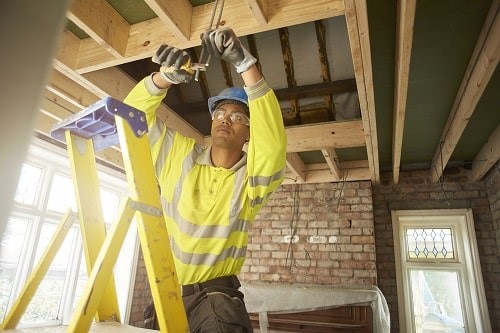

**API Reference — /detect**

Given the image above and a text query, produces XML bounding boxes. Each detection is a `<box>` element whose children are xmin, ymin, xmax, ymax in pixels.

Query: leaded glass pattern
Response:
<box><xmin>405</xmin><ymin>228</ymin><xmax>454</xmax><ymax>259</ymax></box>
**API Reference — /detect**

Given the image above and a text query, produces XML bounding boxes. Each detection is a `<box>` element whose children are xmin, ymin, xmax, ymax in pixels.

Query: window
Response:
<box><xmin>392</xmin><ymin>209</ymin><xmax>491</xmax><ymax>333</ymax></box>
<box><xmin>0</xmin><ymin>138</ymin><xmax>138</xmax><ymax>327</ymax></box>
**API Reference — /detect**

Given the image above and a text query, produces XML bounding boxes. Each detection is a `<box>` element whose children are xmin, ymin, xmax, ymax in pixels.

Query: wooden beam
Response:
<box><xmin>344</xmin><ymin>0</ymin><xmax>380</xmax><ymax>184</ymax></box>
<box><xmin>470</xmin><ymin>124</ymin><xmax>500</xmax><ymax>181</ymax></box>
<box><xmin>321</xmin><ymin>147</ymin><xmax>340</xmax><ymax>180</ymax></box>
<box><xmin>283</xmin><ymin>162</ymin><xmax>370</xmax><ymax>184</ymax></box>
<box><xmin>142</xmin><ymin>0</ymin><xmax>192</xmax><ymax>41</ymax></box>
<box><xmin>245</xmin><ymin>0</ymin><xmax>268</xmax><ymax>25</ymax></box>
<box><xmin>275</xmin><ymin>79</ymin><xmax>357</xmax><ymax>100</ymax></box>
<box><xmin>315</xmin><ymin>20</ymin><xmax>336</xmax><ymax>121</ymax></box>
<box><xmin>430</xmin><ymin>2</ymin><xmax>499</xmax><ymax>182</ymax></box>
<box><xmin>286</xmin><ymin>120</ymin><xmax>365</xmax><ymax>152</ymax></box>
<box><xmin>67</xmin><ymin>0</ymin><xmax>130</xmax><ymax>58</ymax></box>
<box><xmin>286</xmin><ymin>153</ymin><xmax>306</xmax><ymax>183</ymax></box>
<box><xmin>279</xmin><ymin>27</ymin><xmax>300</xmax><ymax>124</ymax></box>
<box><xmin>392</xmin><ymin>0</ymin><xmax>416</xmax><ymax>184</ymax></box>
<box><xmin>47</xmin><ymin>69</ymin><xmax>100</xmax><ymax>109</ymax></box>
<box><xmin>61</xmin><ymin>0</ymin><xmax>345</xmax><ymax>73</ymax></box>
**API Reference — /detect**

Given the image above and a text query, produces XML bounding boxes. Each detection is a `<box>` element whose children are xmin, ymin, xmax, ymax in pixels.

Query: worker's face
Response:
<box><xmin>210</xmin><ymin>103</ymin><xmax>250</xmax><ymax>149</ymax></box>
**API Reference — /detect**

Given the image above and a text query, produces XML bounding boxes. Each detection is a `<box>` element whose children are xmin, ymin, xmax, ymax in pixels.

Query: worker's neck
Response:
<box><xmin>211</xmin><ymin>146</ymin><xmax>243</xmax><ymax>169</ymax></box>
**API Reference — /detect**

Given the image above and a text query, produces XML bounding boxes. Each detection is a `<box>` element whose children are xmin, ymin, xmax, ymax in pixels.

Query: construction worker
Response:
<box><xmin>123</xmin><ymin>27</ymin><xmax>286</xmax><ymax>332</ymax></box>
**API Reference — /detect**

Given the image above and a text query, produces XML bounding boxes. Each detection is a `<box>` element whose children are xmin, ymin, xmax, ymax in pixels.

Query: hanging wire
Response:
<box><xmin>284</xmin><ymin>183</ymin><xmax>299</xmax><ymax>271</ymax></box>
<box><xmin>437</xmin><ymin>142</ymin><xmax>451</xmax><ymax>206</ymax></box>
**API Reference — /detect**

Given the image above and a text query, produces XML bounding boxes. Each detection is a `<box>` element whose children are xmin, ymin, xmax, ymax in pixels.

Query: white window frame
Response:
<box><xmin>392</xmin><ymin>209</ymin><xmax>491</xmax><ymax>333</ymax></box>
<box><xmin>2</xmin><ymin>137</ymin><xmax>139</xmax><ymax>327</ymax></box>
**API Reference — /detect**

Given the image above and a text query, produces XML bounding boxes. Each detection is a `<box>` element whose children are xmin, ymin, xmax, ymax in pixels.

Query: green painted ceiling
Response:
<box><xmin>368</xmin><ymin>0</ymin><xmax>496</xmax><ymax>169</ymax></box>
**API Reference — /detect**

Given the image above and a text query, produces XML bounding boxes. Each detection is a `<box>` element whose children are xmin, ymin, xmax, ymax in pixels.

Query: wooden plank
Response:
<box><xmin>279</xmin><ymin>27</ymin><xmax>300</xmax><ymax>124</ymax></box>
<box><xmin>283</xmin><ymin>163</ymin><xmax>370</xmax><ymax>184</ymax></box>
<box><xmin>344</xmin><ymin>0</ymin><xmax>380</xmax><ymax>184</ymax></box>
<box><xmin>392</xmin><ymin>0</ymin><xmax>416</xmax><ymax>184</ymax></box>
<box><xmin>64</xmin><ymin>0</ymin><xmax>345</xmax><ymax>73</ymax></box>
<box><xmin>55</xmin><ymin>30</ymin><xmax>81</xmax><ymax>70</ymax></box>
<box><xmin>245</xmin><ymin>0</ymin><xmax>268</xmax><ymax>25</ymax></box>
<box><xmin>286</xmin><ymin>153</ymin><xmax>306</xmax><ymax>182</ymax></box>
<box><xmin>47</xmin><ymin>69</ymin><xmax>100</xmax><ymax>109</ymax></box>
<box><xmin>430</xmin><ymin>2</ymin><xmax>499</xmax><ymax>182</ymax></box>
<box><xmin>321</xmin><ymin>147</ymin><xmax>340</xmax><ymax>180</ymax></box>
<box><xmin>471</xmin><ymin>124</ymin><xmax>500</xmax><ymax>181</ymax></box>
<box><xmin>67</xmin><ymin>0</ymin><xmax>130</xmax><ymax>57</ymax></box>
<box><xmin>286</xmin><ymin>120</ymin><xmax>365</xmax><ymax>152</ymax></box>
<box><xmin>142</xmin><ymin>0</ymin><xmax>192</xmax><ymax>41</ymax></box>
<box><xmin>315</xmin><ymin>20</ymin><xmax>336</xmax><ymax>121</ymax></box>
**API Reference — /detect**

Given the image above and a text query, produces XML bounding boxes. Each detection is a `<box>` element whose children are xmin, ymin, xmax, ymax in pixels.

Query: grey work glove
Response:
<box><xmin>201</xmin><ymin>27</ymin><xmax>257</xmax><ymax>73</ymax></box>
<box><xmin>152</xmin><ymin>44</ymin><xmax>193</xmax><ymax>84</ymax></box>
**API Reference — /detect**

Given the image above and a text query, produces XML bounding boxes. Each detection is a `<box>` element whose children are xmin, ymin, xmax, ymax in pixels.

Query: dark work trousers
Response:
<box><xmin>183</xmin><ymin>286</ymin><xmax>254</xmax><ymax>333</ymax></box>
<box><xmin>144</xmin><ymin>285</ymin><xmax>254</xmax><ymax>332</ymax></box>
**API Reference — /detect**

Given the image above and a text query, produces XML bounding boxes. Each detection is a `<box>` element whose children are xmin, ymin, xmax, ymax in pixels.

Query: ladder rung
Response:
<box><xmin>50</xmin><ymin>97</ymin><xmax>148</xmax><ymax>151</ymax></box>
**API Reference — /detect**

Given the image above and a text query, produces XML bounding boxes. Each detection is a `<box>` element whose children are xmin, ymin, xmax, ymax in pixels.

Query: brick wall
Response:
<box><xmin>373</xmin><ymin>166</ymin><xmax>500</xmax><ymax>332</ymax></box>
<box><xmin>485</xmin><ymin>162</ymin><xmax>500</xmax><ymax>328</ymax></box>
<box><xmin>240</xmin><ymin>181</ymin><xmax>377</xmax><ymax>287</ymax></box>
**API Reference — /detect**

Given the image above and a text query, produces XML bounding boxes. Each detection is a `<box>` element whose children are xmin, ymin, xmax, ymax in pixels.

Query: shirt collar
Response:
<box><xmin>197</xmin><ymin>145</ymin><xmax>247</xmax><ymax>171</ymax></box>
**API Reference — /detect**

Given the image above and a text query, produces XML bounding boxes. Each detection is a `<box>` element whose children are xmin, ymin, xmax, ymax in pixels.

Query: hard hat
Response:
<box><xmin>208</xmin><ymin>87</ymin><xmax>248</xmax><ymax>117</ymax></box>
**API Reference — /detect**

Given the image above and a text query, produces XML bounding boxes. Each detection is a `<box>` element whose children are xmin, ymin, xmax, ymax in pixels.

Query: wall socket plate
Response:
<box><xmin>283</xmin><ymin>235</ymin><xmax>299</xmax><ymax>243</ymax></box>
<box><xmin>308</xmin><ymin>235</ymin><xmax>327</xmax><ymax>244</ymax></box>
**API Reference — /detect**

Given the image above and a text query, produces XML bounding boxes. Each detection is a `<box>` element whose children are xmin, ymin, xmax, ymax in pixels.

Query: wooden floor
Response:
<box><xmin>2</xmin><ymin>322</ymin><xmax>154</xmax><ymax>332</ymax></box>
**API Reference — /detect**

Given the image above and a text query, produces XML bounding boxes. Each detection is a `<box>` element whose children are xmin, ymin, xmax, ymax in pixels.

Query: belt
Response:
<box><xmin>181</xmin><ymin>275</ymin><xmax>240</xmax><ymax>297</ymax></box>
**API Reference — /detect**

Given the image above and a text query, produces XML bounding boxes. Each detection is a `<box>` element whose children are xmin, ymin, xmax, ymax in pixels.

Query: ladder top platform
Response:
<box><xmin>50</xmin><ymin>97</ymin><xmax>148</xmax><ymax>151</ymax></box>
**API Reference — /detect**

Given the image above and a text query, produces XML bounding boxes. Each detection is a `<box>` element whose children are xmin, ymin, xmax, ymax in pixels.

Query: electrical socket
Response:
<box><xmin>283</xmin><ymin>235</ymin><xmax>299</xmax><ymax>243</ymax></box>
<box><xmin>308</xmin><ymin>235</ymin><xmax>327</xmax><ymax>244</ymax></box>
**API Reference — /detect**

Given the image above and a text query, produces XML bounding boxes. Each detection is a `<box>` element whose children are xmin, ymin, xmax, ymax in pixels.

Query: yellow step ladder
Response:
<box><xmin>1</xmin><ymin>97</ymin><xmax>188</xmax><ymax>332</ymax></box>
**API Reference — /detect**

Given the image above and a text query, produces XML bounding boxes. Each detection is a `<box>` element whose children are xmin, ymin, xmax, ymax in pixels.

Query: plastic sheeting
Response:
<box><xmin>241</xmin><ymin>283</ymin><xmax>390</xmax><ymax>333</ymax></box>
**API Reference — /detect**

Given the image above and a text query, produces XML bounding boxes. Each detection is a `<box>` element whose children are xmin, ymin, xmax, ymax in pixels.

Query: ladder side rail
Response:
<box><xmin>115</xmin><ymin>115</ymin><xmax>189</xmax><ymax>332</ymax></box>
<box><xmin>65</xmin><ymin>132</ymin><xmax>121</xmax><ymax>322</ymax></box>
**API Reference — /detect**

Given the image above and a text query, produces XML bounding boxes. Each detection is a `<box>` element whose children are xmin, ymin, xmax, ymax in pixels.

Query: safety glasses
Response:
<box><xmin>212</xmin><ymin>108</ymin><xmax>250</xmax><ymax>126</ymax></box>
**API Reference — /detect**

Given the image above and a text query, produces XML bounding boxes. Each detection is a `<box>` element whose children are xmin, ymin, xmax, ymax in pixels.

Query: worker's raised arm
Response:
<box><xmin>123</xmin><ymin>45</ymin><xmax>194</xmax><ymax>128</ymax></box>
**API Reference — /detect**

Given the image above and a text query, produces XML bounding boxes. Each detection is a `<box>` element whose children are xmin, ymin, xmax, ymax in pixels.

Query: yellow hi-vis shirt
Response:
<box><xmin>124</xmin><ymin>75</ymin><xmax>287</xmax><ymax>285</ymax></box>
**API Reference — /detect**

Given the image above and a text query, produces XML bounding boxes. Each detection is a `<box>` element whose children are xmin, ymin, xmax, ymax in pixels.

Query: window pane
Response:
<box><xmin>100</xmin><ymin>189</ymin><xmax>120</xmax><ymax>224</ymax></box>
<box><xmin>406</xmin><ymin>228</ymin><xmax>454</xmax><ymax>259</ymax></box>
<box><xmin>0</xmin><ymin>217</ymin><xmax>30</xmax><ymax>320</ymax></box>
<box><xmin>410</xmin><ymin>270</ymin><xmax>465</xmax><ymax>333</ymax></box>
<box><xmin>14</xmin><ymin>163</ymin><xmax>42</xmax><ymax>205</ymax></box>
<box><xmin>71</xmin><ymin>255</ymin><xmax>88</xmax><ymax>314</ymax></box>
<box><xmin>47</xmin><ymin>174</ymin><xmax>76</xmax><ymax>213</ymax></box>
<box><xmin>21</xmin><ymin>223</ymin><xmax>75</xmax><ymax>325</ymax></box>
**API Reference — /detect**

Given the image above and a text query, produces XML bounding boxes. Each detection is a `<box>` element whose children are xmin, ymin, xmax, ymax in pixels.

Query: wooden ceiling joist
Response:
<box><xmin>279</xmin><ymin>27</ymin><xmax>301</xmax><ymax>124</ymax></box>
<box><xmin>430</xmin><ymin>1</ymin><xmax>500</xmax><ymax>182</ymax></box>
<box><xmin>245</xmin><ymin>0</ymin><xmax>268</xmax><ymax>25</ymax></box>
<box><xmin>67</xmin><ymin>0</ymin><xmax>130</xmax><ymax>58</ymax></box>
<box><xmin>286</xmin><ymin>120</ymin><xmax>365</xmax><ymax>152</ymax></box>
<box><xmin>392</xmin><ymin>0</ymin><xmax>416</xmax><ymax>184</ymax></box>
<box><xmin>471</xmin><ymin>123</ymin><xmax>500</xmax><ymax>182</ymax></box>
<box><xmin>283</xmin><ymin>161</ymin><xmax>370</xmax><ymax>185</ymax></box>
<box><xmin>286</xmin><ymin>153</ymin><xmax>306</xmax><ymax>183</ymax></box>
<box><xmin>142</xmin><ymin>0</ymin><xmax>193</xmax><ymax>41</ymax></box>
<box><xmin>321</xmin><ymin>147</ymin><xmax>341</xmax><ymax>180</ymax></box>
<box><xmin>59</xmin><ymin>0</ymin><xmax>345</xmax><ymax>74</ymax></box>
<box><xmin>344</xmin><ymin>0</ymin><xmax>380</xmax><ymax>184</ymax></box>
<box><xmin>315</xmin><ymin>20</ymin><xmax>336</xmax><ymax>121</ymax></box>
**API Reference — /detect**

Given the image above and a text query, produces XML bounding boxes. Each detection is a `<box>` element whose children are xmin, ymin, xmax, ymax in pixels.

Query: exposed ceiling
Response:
<box><xmin>41</xmin><ymin>0</ymin><xmax>499</xmax><ymax>189</ymax></box>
